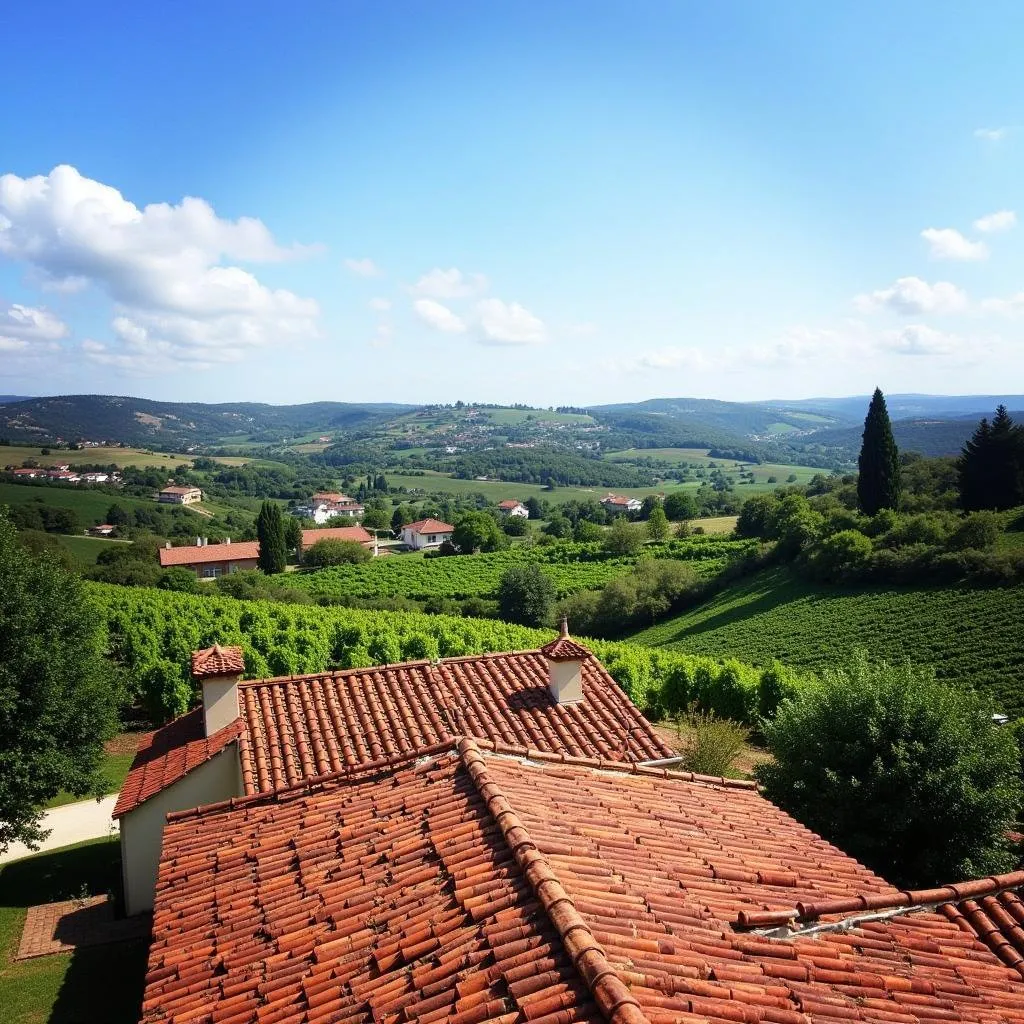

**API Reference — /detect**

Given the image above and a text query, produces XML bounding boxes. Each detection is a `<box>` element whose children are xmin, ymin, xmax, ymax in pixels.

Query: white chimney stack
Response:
<box><xmin>540</xmin><ymin>617</ymin><xmax>589</xmax><ymax>705</ymax></box>
<box><xmin>191</xmin><ymin>644</ymin><xmax>244</xmax><ymax>736</ymax></box>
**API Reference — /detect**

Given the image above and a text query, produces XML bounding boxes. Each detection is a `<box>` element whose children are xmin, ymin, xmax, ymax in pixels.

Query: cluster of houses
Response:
<box><xmin>113</xmin><ymin>632</ymin><xmax>1024</xmax><ymax>1024</ymax></box>
<box><xmin>6</xmin><ymin>465</ymin><xmax>116</xmax><ymax>484</ymax></box>
<box><xmin>291</xmin><ymin>490</ymin><xmax>366</xmax><ymax>524</ymax></box>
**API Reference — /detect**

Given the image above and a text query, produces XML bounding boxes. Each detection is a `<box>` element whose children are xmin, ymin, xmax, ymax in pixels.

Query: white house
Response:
<box><xmin>600</xmin><ymin>493</ymin><xmax>642</xmax><ymax>514</ymax></box>
<box><xmin>400</xmin><ymin>518</ymin><xmax>455</xmax><ymax>550</ymax></box>
<box><xmin>293</xmin><ymin>498</ymin><xmax>365</xmax><ymax>524</ymax></box>
<box><xmin>498</xmin><ymin>500</ymin><xmax>529</xmax><ymax>518</ymax></box>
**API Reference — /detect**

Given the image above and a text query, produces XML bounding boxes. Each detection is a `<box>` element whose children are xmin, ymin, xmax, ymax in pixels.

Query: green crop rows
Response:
<box><xmin>630</xmin><ymin>566</ymin><xmax>1024</xmax><ymax>716</ymax></box>
<box><xmin>279</xmin><ymin>537</ymin><xmax>755</xmax><ymax>601</ymax></box>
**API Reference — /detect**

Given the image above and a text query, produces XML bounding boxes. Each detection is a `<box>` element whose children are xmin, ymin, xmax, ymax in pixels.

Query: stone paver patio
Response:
<box><xmin>17</xmin><ymin>895</ymin><xmax>150</xmax><ymax>960</ymax></box>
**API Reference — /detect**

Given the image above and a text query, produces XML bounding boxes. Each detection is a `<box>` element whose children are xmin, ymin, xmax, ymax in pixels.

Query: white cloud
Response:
<box><xmin>0</xmin><ymin>165</ymin><xmax>320</xmax><ymax>373</ymax></box>
<box><xmin>411</xmin><ymin>267</ymin><xmax>488</xmax><ymax>299</ymax></box>
<box><xmin>981</xmin><ymin>291</ymin><xmax>1024</xmax><ymax>316</ymax></box>
<box><xmin>974</xmin><ymin>126</ymin><xmax>1014</xmax><ymax>141</ymax></box>
<box><xmin>0</xmin><ymin>301</ymin><xmax>68</xmax><ymax>350</ymax></box>
<box><xmin>880</xmin><ymin>324</ymin><xmax>961</xmax><ymax>357</ymax></box>
<box><xmin>413</xmin><ymin>298</ymin><xmax>466</xmax><ymax>334</ymax></box>
<box><xmin>974</xmin><ymin>210</ymin><xmax>1017</xmax><ymax>233</ymax></box>
<box><xmin>854</xmin><ymin>276</ymin><xmax>968</xmax><ymax>315</ymax></box>
<box><xmin>476</xmin><ymin>298</ymin><xmax>546</xmax><ymax>345</ymax></box>
<box><xmin>344</xmin><ymin>257</ymin><xmax>380</xmax><ymax>277</ymax></box>
<box><xmin>368</xmin><ymin>297</ymin><xmax>391</xmax><ymax>312</ymax></box>
<box><xmin>921</xmin><ymin>227</ymin><xmax>988</xmax><ymax>261</ymax></box>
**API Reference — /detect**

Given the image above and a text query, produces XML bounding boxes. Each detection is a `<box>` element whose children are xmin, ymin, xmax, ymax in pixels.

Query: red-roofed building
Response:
<box><xmin>399</xmin><ymin>516</ymin><xmax>454</xmax><ymax>549</ymax></box>
<box><xmin>298</xmin><ymin>524</ymin><xmax>373</xmax><ymax>555</ymax></box>
<box><xmin>158</xmin><ymin>539</ymin><xmax>260</xmax><ymax>578</ymax></box>
<box><xmin>140</xmin><ymin>737</ymin><xmax>1024</xmax><ymax>1024</ymax></box>
<box><xmin>114</xmin><ymin>632</ymin><xmax>669</xmax><ymax>913</ymax></box>
<box><xmin>498</xmin><ymin>498</ymin><xmax>529</xmax><ymax>517</ymax></box>
<box><xmin>600</xmin><ymin>492</ymin><xmax>642</xmax><ymax>513</ymax></box>
<box><xmin>158</xmin><ymin>485</ymin><xmax>202</xmax><ymax>505</ymax></box>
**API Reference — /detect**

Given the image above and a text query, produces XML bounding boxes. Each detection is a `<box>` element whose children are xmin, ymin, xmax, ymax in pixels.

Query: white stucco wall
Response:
<box><xmin>120</xmin><ymin>745</ymin><xmax>243</xmax><ymax>916</ymax></box>
<box><xmin>401</xmin><ymin>528</ymin><xmax>451</xmax><ymax>550</ymax></box>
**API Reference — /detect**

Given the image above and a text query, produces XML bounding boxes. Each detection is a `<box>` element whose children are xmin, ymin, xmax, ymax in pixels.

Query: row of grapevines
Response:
<box><xmin>86</xmin><ymin>579</ymin><xmax>802</xmax><ymax>724</ymax></box>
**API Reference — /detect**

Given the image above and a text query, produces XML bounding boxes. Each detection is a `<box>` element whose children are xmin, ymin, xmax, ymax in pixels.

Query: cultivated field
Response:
<box><xmin>629</xmin><ymin>566</ymin><xmax>1024</xmax><ymax>715</ymax></box>
<box><xmin>0</xmin><ymin>444</ymin><xmax>260</xmax><ymax>469</ymax></box>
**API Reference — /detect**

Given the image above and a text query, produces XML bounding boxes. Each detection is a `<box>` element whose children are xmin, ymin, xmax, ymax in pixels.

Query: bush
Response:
<box><xmin>497</xmin><ymin>563</ymin><xmax>556</xmax><ymax>627</ymax></box>
<box><xmin>804</xmin><ymin>529</ymin><xmax>873</xmax><ymax>582</ymax></box>
<box><xmin>948</xmin><ymin>511</ymin><xmax>1001</xmax><ymax>551</ymax></box>
<box><xmin>501</xmin><ymin>516</ymin><xmax>529</xmax><ymax>537</ymax></box>
<box><xmin>603</xmin><ymin>517</ymin><xmax>644</xmax><ymax>556</ymax></box>
<box><xmin>674</xmin><ymin>707</ymin><xmax>750</xmax><ymax>776</ymax></box>
<box><xmin>757</xmin><ymin>652</ymin><xmax>1023</xmax><ymax>887</ymax></box>
<box><xmin>302</xmin><ymin>539</ymin><xmax>372</xmax><ymax>567</ymax></box>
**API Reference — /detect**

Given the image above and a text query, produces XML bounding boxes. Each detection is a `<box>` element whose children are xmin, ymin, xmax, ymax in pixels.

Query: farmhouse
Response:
<box><xmin>89</xmin><ymin>523</ymin><xmax>116</xmax><ymax>536</ymax></box>
<box><xmin>293</xmin><ymin>493</ymin><xmax>365</xmax><ymax>523</ymax></box>
<box><xmin>158</xmin><ymin>485</ymin><xmax>202</xmax><ymax>505</ymax></box>
<box><xmin>600</xmin><ymin>492</ymin><xmax>642</xmax><ymax>513</ymax></box>
<box><xmin>400</xmin><ymin>516</ymin><xmax>454</xmax><ymax>549</ymax></box>
<box><xmin>139</xmin><ymin>730</ymin><xmax>1024</xmax><ymax>1024</ymax></box>
<box><xmin>298</xmin><ymin>524</ymin><xmax>374</xmax><ymax>556</ymax></box>
<box><xmin>113</xmin><ymin>628</ymin><xmax>670</xmax><ymax>915</ymax></box>
<box><xmin>158</xmin><ymin>538</ymin><xmax>260</xmax><ymax>578</ymax></box>
<box><xmin>498</xmin><ymin>498</ymin><xmax>529</xmax><ymax>517</ymax></box>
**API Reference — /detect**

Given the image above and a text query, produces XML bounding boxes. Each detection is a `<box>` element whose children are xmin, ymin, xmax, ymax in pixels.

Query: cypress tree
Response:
<box><xmin>959</xmin><ymin>406</ymin><xmax>1024</xmax><ymax>510</ymax></box>
<box><xmin>256</xmin><ymin>501</ymin><xmax>287</xmax><ymax>574</ymax></box>
<box><xmin>857</xmin><ymin>388</ymin><xmax>900</xmax><ymax>515</ymax></box>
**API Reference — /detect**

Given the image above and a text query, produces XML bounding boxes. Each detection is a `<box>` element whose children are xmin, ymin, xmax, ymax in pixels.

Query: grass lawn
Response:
<box><xmin>0</xmin><ymin>445</ymin><xmax>196</xmax><ymax>470</ymax></box>
<box><xmin>0</xmin><ymin>481</ymin><xmax>206</xmax><ymax>526</ymax></box>
<box><xmin>691</xmin><ymin>515</ymin><xmax>738</xmax><ymax>535</ymax></box>
<box><xmin>51</xmin><ymin>534</ymin><xmax>128</xmax><ymax>565</ymax></box>
<box><xmin>0</xmin><ymin>837</ymin><xmax>148</xmax><ymax>1024</ymax></box>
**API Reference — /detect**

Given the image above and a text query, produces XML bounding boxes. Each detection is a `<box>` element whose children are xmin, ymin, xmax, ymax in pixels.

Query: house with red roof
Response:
<box><xmin>158</xmin><ymin>485</ymin><xmax>202</xmax><ymax>505</ymax></box>
<box><xmin>600</xmin><ymin>492</ymin><xmax>642</xmax><ymax>513</ymax></box>
<box><xmin>399</xmin><ymin>516</ymin><xmax>455</xmax><ymax>549</ymax></box>
<box><xmin>158</xmin><ymin>538</ymin><xmax>260</xmax><ymax>578</ymax></box>
<box><xmin>140</xmin><ymin>731</ymin><xmax>1024</xmax><ymax>1024</ymax></box>
<box><xmin>113</xmin><ymin>625</ymin><xmax>671</xmax><ymax>914</ymax></box>
<box><xmin>298</xmin><ymin>524</ymin><xmax>374</xmax><ymax>555</ymax></box>
<box><xmin>498</xmin><ymin>498</ymin><xmax>529</xmax><ymax>517</ymax></box>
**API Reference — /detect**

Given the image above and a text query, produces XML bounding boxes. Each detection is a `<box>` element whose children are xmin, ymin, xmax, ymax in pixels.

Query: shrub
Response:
<box><xmin>501</xmin><ymin>516</ymin><xmax>529</xmax><ymax>537</ymax></box>
<box><xmin>496</xmin><ymin>563</ymin><xmax>555</xmax><ymax>627</ymax></box>
<box><xmin>757</xmin><ymin>652</ymin><xmax>1023</xmax><ymax>887</ymax></box>
<box><xmin>804</xmin><ymin>529</ymin><xmax>873</xmax><ymax>582</ymax></box>
<box><xmin>303</xmin><ymin>539</ymin><xmax>372</xmax><ymax>567</ymax></box>
<box><xmin>948</xmin><ymin>511</ymin><xmax>1001</xmax><ymax>552</ymax></box>
<box><xmin>674</xmin><ymin>707</ymin><xmax>750</xmax><ymax>777</ymax></box>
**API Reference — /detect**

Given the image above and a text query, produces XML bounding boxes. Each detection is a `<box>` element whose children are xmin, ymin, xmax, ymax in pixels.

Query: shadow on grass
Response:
<box><xmin>0</xmin><ymin>838</ymin><xmax>148</xmax><ymax>1024</ymax></box>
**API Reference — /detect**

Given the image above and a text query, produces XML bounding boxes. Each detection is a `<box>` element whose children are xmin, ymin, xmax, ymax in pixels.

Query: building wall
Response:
<box><xmin>190</xmin><ymin>557</ymin><xmax>260</xmax><ymax>579</ymax></box>
<box><xmin>159</xmin><ymin>490</ymin><xmax>202</xmax><ymax>505</ymax></box>
<box><xmin>120</xmin><ymin>745</ymin><xmax>244</xmax><ymax>916</ymax></box>
<box><xmin>401</xmin><ymin>528</ymin><xmax>451</xmax><ymax>550</ymax></box>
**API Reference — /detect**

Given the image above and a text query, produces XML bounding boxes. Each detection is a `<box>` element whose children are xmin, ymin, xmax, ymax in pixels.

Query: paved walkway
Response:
<box><xmin>17</xmin><ymin>895</ymin><xmax>149</xmax><ymax>959</ymax></box>
<box><xmin>0</xmin><ymin>795</ymin><xmax>119</xmax><ymax>865</ymax></box>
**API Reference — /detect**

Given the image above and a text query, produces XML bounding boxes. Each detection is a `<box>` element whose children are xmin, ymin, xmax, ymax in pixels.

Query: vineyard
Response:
<box><xmin>629</xmin><ymin>566</ymin><xmax>1024</xmax><ymax>715</ymax></box>
<box><xmin>279</xmin><ymin>536</ymin><xmax>756</xmax><ymax>601</ymax></box>
<box><xmin>86</xmin><ymin>580</ymin><xmax>801</xmax><ymax>725</ymax></box>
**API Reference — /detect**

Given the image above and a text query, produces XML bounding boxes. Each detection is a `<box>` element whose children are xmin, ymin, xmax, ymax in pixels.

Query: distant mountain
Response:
<box><xmin>773</xmin><ymin>394</ymin><xmax>1024</xmax><ymax>421</ymax></box>
<box><xmin>0</xmin><ymin>395</ymin><xmax>32</xmax><ymax>404</ymax></box>
<box><xmin>0</xmin><ymin>395</ymin><xmax>418</xmax><ymax>446</ymax></box>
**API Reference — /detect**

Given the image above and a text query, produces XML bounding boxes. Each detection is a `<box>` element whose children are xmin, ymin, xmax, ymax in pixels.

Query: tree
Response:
<box><xmin>646</xmin><ymin>504</ymin><xmax>669</xmax><ymax>541</ymax></box>
<box><xmin>283</xmin><ymin>515</ymin><xmax>302</xmax><ymax>554</ymax></box>
<box><xmin>362</xmin><ymin>507</ymin><xmax>389</xmax><ymax>530</ymax></box>
<box><xmin>959</xmin><ymin>406</ymin><xmax>1024</xmax><ymax>511</ymax></box>
<box><xmin>497</xmin><ymin>563</ymin><xmax>556</xmax><ymax>627</ymax></box>
<box><xmin>302</xmin><ymin>538</ymin><xmax>371</xmax><ymax>567</ymax></box>
<box><xmin>106</xmin><ymin>503</ymin><xmax>130</xmax><ymax>527</ymax></box>
<box><xmin>256</xmin><ymin>501</ymin><xmax>287</xmax><ymax>574</ymax></box>
<box><xmin>639</xmin><ymin>495</ymin><xmax>661</xmax><ymax>520</ymax></box>
<box><xmin>0</xmin><ymin>508</ymin><xmax>120</xmax><ymax>851</ymax></box>
<box><xmin>452</xmin><ymin>511</ymin><xmax>507</xmax><ymax>553</ymax></box>
<box><xmin>857</xmin><ymin>388</ymin><xmax>901</xmax><ymax>515</ymax></box>
<box><xmin>391</xmin><ymin>504</ymin><xmax>415</xmax><ymax>532</ymax></box>
<box><xmin>757</xmin><ymin>653</ymin><xmax>1022</xmax><ymax>887</ymax></box>
<box><xmin>524</xmin><ymin>497</ymin><xmax>543</xmax><ymax>520</ymax></box>
<box><xmin>663</xmin><ymin>492</ymin><xmax>698</xmax><ymax>522</ymax></box>
<box><xmin>603</xmin><ymin>517</ymin><xmax>644</xmax><ymax>556</ymax></box>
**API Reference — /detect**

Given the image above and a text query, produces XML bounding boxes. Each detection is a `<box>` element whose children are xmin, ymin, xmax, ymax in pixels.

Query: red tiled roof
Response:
<box><xmin>237</xmin><ymin>649</ymin><xmax>671</xmax><ymax>793</ymax></box>
<box><xmin>300</xmin><ymin>525</ymin><xmax>372</xmax><ymax>547</ymax></box>
<box><xmin>311</xmin><ymin>491</ymin><xmax>350</xmax><ymax>503</ymax></box>
<box><xmin>111</xmin><ymin>709</ymin><xmax>242</xmax><ymax>819</ymax></box>
<box><xmin>403</xmin><ymin>517</ymin><xmax>454</xmax><ymax>534</ymax></box>
<box><xmin>601</xmin><ymin>494</ymin><xmax>634</xmax><ymax>505</ymax></box>
<box><xmin>541</xmin><ymin>617</ymin><xmax>591</xmax><ymax>660</ymax></box>
<box><xmin>498</xmin><ymin>499</ymin><xmax>525</xmax><ymax>509</ymax></box>
<box><xmin>159</xmin><ymin>486</ymin><xmax>201</xmax><ymax>495</ymax></box>
<box><xmin>158</xmin><ymin>541</ymin><xmax>260</xmax><ymax>567</ymax></box>
<box><xmin>191</xmin><ymin>643</ymin><xmax>245</xmax><ymax>678</ymax></box>
<box><xmin>142</xmin><ymin>739</ymin><xmax>1024</xmax><ymax>1024</ymax></box>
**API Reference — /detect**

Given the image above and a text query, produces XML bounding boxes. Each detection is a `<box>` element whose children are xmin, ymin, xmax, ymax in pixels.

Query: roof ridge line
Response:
<box><xmin>456</xmin><ymin>737</ymin><xmax>651</xmax><ymax>1024</ymax></box>
<box><xmin>734</xmin><ymin>869</ymin><xmax>1024</xmax><ymax>931</ymax></box>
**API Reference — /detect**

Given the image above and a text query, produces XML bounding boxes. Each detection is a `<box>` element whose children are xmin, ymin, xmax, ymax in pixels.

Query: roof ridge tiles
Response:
<box><xmin>456</xmin><ymin>736</ymin><xmax>652</xmax><ymax>1024</ymax></box>
<box><xmin>734</xmin><ymin>869</ymin><xmax>1024</xmax><ymax>931</ymax></box>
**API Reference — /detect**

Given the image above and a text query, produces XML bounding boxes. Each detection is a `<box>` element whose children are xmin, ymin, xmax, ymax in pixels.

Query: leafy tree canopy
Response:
<box><xmin>757</xmin><ymin>652</ymin><xmax>1022</xmax><ymax>887</ymax></box>
<box><xmin>497</xmin><ymin>563</ymin><xmax>556</xmax><ymax>627</ymax></box>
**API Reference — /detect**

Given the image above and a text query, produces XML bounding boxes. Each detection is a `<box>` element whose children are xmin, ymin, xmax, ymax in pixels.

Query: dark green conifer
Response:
<box><xmin>256</xmin><ymin>500</ymin><xmax>287</xmax><ymax>574</ymax></box>
<box><xmin>857</xmin><ymin>388</ymin><xmax>900</xmax><ymax>515</ymax></box>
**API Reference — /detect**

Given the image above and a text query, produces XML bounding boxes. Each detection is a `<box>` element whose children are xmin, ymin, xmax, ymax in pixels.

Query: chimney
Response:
<box><xmin>539</xmin><ymin>617</ymin><xmax>589</xmax><ymax>705</ymax></box>
<box><xmin>225</xmin><ymin>537</ymin><xmax>230</xmax><ymax>545</ymax></box>
<box><xmin>191</xmin><ymin>644</ymin><xmax>245</xmax><ymax>736</ymax></box>
<box><xmin>196</xmin><ymin>536</ymin><xmax>202</xmax><ymax>547</ymax></box>
<box><xmin>165</xmin><ymin>541</ymin><xmax>171</xmax><ymax>549</ymax></box>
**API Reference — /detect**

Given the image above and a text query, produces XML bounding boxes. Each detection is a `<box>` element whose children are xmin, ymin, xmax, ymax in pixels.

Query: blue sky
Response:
<box><xmin>1</xmin><ymin>1</ymin><xmax>1022</xmax><ymax>406</ymax></box>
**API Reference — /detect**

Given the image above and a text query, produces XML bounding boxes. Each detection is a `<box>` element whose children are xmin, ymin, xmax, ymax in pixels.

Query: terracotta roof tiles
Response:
<box><xmin>404</xmin><ymin>517</ymin><xmax>455</xmax><ymax>534</ymax></box>
<box><xmin>111</xmin><ymin>709</ymin><xmax>242</xmax><ymax>819</ymax></box>
<box><xmin>300</xmin><ymin>525</ymin><xmax>373</xmax><ymax>547</ymax></box>
<box><xmin>191</xmin><ymin>643</ymin><xmax>246</xmax><ymax>678</ymax></box>
<box><xmin>142</xmin><ymin>741</ymin><xmax>1024</xmax><ymax>1024</ymax></box>
<box><xmin>158</xmin><ymin>541</ymin><xmax>260</xmax><ymax>567</ymax></box>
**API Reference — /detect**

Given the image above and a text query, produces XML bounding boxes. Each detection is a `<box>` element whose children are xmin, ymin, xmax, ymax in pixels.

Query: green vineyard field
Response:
<box><xmin>629</xmin><ymin>566</ymin><xmax>1024</xmax><ymax>715</ymax></box>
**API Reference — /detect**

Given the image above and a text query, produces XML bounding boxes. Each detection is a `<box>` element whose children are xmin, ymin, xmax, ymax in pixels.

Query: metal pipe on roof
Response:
<box><xmin>637</xmin><ymin>756</ymin><xmax>687</xmax><ymax>768</ymax></box>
